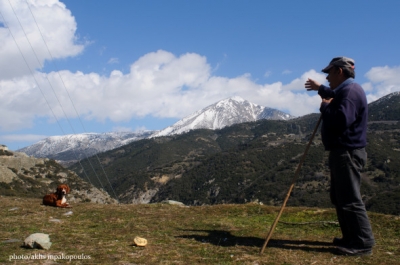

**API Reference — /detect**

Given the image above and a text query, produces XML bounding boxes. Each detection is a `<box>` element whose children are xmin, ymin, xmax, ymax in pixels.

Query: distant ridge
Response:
<box><xmin>17</xmin><ymin>97</ymin><xmax>293</xmax><ymax>164</ymax></box>
<box><xmin>17</xmin><ymin>131</ymin><xmax>154</xmax><ymax>164</ymax></box>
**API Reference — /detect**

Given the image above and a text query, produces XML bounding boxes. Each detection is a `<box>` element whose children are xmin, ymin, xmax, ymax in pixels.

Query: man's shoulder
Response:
<box><xmin>334</xmin><ymin>81</ymin><xmax>366</xmax><ymax>103</ymax></box>
<box><xmin>347</xmin><ymin>82</ymin><xmax>362</xmax><ymax>88</ymax></box>
<box><xmin>342</xmin><ymin>82</ymin><xmax>364</xmax><ymax>94</ymax></box>
<box><xmin>345</xmin><ymin>82</ymin><xmax>367</xmax><ymax>103</ymax></box>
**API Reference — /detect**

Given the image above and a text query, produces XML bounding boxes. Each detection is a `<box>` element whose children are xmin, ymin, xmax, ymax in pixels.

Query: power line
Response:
<box><xmin>2</xmin><ymin>0</ymin><xmax>119</xmax><ymax>201</ymax></box>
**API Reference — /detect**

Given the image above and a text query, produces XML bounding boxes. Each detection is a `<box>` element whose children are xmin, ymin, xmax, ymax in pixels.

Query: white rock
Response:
<box><xmin>162</xmin><ymin>200</ymin><xmax>185</xmax><ymax>206</ymax></box>
<box><xmin>23</xmin><ymin>233</ymin><xmax>52</xmax><ymax>250</ymax></box>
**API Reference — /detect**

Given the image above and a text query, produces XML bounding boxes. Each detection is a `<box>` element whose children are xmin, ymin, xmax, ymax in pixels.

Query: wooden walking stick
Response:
<box><xmin>260</xmin><ymin>114</ymin><xmax>322</xmax><ymax>254</ymax></box>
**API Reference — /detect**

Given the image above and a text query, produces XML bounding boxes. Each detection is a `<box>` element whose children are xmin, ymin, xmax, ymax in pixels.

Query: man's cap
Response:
<box><xmin>322</xmin><ymin>57</ymin><xmax>355</xmax><ymax>73</ymax></box>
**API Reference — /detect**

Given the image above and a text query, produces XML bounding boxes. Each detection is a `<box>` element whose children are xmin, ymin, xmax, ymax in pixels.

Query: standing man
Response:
<box><xmin>305</xmin><ymin>57</ymin><xmax>375</xmax><ymax>256</ymax></box>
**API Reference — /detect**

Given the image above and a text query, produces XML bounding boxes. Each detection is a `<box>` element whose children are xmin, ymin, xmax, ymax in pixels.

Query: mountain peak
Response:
<box><xmin>152</xmin><ymin>97</ymin><xmax>293</xmax><ymax>137</ymax></box>
<box><xmin>227</xmin><ymin>96</ymin><xmax>245</xmax><ymax>102</ymax></box>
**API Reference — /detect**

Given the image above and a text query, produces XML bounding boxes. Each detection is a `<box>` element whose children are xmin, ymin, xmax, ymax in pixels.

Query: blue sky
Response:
<box><xmin>1</xmin><ymin>0</ymin><xmax>399</xmax><ymax>151</ymax></box>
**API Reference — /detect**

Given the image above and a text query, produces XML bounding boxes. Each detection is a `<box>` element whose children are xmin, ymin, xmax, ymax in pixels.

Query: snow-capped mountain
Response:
<box><xmin>17</xmin><ymin>131</ymin><xmax>154</xmax><ymax>165</ymax></box>
<box><xmin>152</xmin><ymin>96</ymin><xmax>294</xmax><ymax>137</ymax></box>
<box><xmin>368</xmin><ymin>91</ymin><xmax>400</xmax><ymax>121</ymax></box>
<box><xmin>17</xmin><ymin>97</ymin><xmax>293</xmax><ymax>164</ymax></box>
<box><xmin>369</xmin><ymin>91</ymin><xmax>400</xmax><ymax>106</ymax></box>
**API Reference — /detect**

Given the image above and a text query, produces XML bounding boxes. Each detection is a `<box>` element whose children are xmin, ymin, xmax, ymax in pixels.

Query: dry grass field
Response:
<box><xmin>1</xmin><ymin>196</ymin><xmax>399</xmax><ymax>264</ymax></box>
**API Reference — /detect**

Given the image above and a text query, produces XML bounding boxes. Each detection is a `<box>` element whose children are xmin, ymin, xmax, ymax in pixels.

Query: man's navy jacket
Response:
<box><xmin>318</xmin><ymin>78</ymin><xmax>368</xmax><ymax>151</ymax></box>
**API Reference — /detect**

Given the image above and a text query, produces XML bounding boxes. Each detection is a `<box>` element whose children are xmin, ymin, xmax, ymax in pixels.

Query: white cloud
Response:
<box><xmin>264</xmin><ymin>70</ymin><xmax>272</xmax><ymax>78</ymax></box>
<box><xmin>2</xmin><ymin>47</ymin><xmax>400</xmax><ymax>134</ymax></box>
<box><xmin>108</xmin><ymin>57</ymin><xmax>119</xmax><ymax>64</ymax></box>
<box><xmin>282</xmin><ymin>70</ymin><xmax>292</xmax><ymax>75</ymax></box>
<box><xmin>363</xmin><ymin>65</ymin><xmax>400</xmax><ymax>102</ymax></box>
<box><xmin>281</xmin><ymin>69</ymin><xmax>326</xmax><ymax>91</ymax></box>
<box><xmin>0</xmin><ymin>49</ymin><xmax>324</xmax><ymax>132</ymax></box>
<box><xmin>0</xmin><ymin>133</ymin><xmax>47</xmax><ymax>142</ymax></box>
<box><xmin>112</xmin><ymin>126</ymin><xmax>132</xmax><ymax>132</ymax></box>
<box><xmin>361</xmin><ymin>82</ymin><xmax>373</xmax><ymax>92</ymax></box>
<box><xmin>134</xmin><ymin>126</ymin><xmax>148</xmax><ymax>133</ymax></box>
<box><xmin>365</xmin><ymin>65</ymin><xmax>400</xmax><ymax>84</ymax></box>
<box><xmin>0</xmin><ymin>0</ymin><xmax>85</xmax><ymax>79</ymax></box>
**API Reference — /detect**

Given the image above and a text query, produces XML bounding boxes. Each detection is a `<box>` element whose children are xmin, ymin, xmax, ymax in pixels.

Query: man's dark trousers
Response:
<box><xmin>329</xmin><ymin>147</ymin><xmax>375</xmax><ymax>248</ymax></box>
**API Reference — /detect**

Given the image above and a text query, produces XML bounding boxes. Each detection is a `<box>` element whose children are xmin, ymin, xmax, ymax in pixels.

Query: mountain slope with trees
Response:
<box><xmin>69</xmin><ymin>92</ymin><xmax>400</xmax><ymax>215</ymax></box>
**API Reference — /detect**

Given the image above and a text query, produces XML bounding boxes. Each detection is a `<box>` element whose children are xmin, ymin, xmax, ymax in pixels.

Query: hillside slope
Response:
<box><xmin>69</xmin><ymin>92</ymin><xmax>400</xmax><ymax>215</ymax></box>
<box><xmin>69</xmin><ymin>114</ymin><xmax>399</xmax><ymax>212</ymax></box>
<box><xmin>369</xmin><ymin>91</ymin><xmax>400</xmax><ymax>121</ymax></box>
<box><xmin>0</xmin><ymin>149</ymin><xmax>116</xmax><ymax>204</ymax></box>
